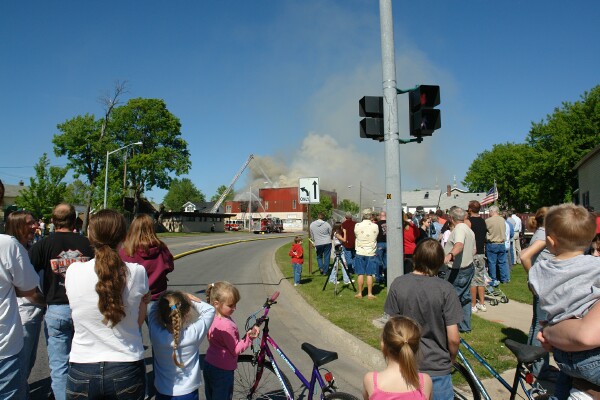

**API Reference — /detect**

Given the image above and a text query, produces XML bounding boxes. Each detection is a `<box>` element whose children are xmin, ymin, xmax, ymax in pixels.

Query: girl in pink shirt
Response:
<box><xmin>363</xmin><ymin>316</ymin><xmax>432</xmax><ymax>400</ymax></box>
<box><xmin>203</xmin><ymin>281</ymin><xmax>259</xmax><ymax>400</ymax></box>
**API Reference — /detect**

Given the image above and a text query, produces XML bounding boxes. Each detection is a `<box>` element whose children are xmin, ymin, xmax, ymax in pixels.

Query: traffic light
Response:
<box><xmin>409</xmin><ymin>85</ymin><xmax>441</xmax><ymax>137</ymax></box>
<box><xmin>359</xmin><ymin>96</ymin><xmax>384</xmax><ymax>141</ymax></box>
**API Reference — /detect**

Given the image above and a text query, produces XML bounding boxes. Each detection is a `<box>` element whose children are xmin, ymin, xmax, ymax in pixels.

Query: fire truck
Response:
<box><xmin>252</xmin><ymin>217</ymin><xmax>283</xmax><ymax>234</ymax></box>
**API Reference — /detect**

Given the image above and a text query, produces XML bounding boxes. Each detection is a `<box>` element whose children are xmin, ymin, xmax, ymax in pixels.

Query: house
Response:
<box><xmin>573</xmin><ymin>144</ymin><xmax>600</xmax><ymax>210</ymax></box>
<box><xmin>404</xmin><ymin>185</ymin><xmax>489</xmax><ymax>214</ymax></box>
<box><xmin>181</xmin><ymin>201</ymin><xmax>223</xmax><ymax>213</ymax></box>
<box><xmin>1</xmin><ymin>180</ymin><xmax>27</xmax><ymax>222</ymax></box>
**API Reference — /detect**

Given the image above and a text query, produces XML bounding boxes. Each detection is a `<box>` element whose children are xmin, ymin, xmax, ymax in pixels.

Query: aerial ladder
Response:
<box><xmin>209</xmin><ymin>154</ymin><xmax>254</xmax><ymax>213</ymax></box>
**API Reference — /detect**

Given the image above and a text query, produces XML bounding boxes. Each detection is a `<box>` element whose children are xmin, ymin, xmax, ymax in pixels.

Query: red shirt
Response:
<box><xmin>403</xmin><ymin>222</ymin><xmax>421</xmax><ymax>256</ymax></box>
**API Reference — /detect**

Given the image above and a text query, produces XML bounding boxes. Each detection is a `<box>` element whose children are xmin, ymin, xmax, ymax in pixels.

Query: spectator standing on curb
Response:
<box><xmin>503</xmin><ymin>212</ymin><xmax>515</xmax><ymax>278</ymax></box>
<box><xmin>309</xmin><ymin>213</ymin><xmax>332</xmax><ymax>275</ymax></box>
<box><xmin>485</xmin><ymin>205</ymin><xmax>508</xmax><ymax>285</ymax></box>
<box><xmin>341</xmin><ymin>212</ymin><xmax>356</xmax><ymax>274</ymax></box>
<box><xmin>354</xmin><ymin>209</ymin><xmax>378</xmax><ymax>300</ymax></box>
<box><xmin>29</xmin><ymin>204</ymin><xmax>94</xmax><ymax>400</ymax></box>
<box><xmin>376</xmin><ymin>211</ymin><xmax>387</xmax><ymax>284</ymax></box>
<box><xmin>443</xmin><ymin>207</ymin><xmax>476</xmax><ymax>333</ymax></box>
<box><xmin>467</xmin><ymin>201</ymin><xmax>487</xmax><ymax>314</ymax></box>
<box><xmin>510</xmin><ymin>209</ymin><xmax>522</xmax><ymax>265</ymax></box>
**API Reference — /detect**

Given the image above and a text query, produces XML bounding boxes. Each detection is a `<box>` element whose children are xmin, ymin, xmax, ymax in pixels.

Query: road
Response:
<box><xmin>28</xmin><ymin>233</ymin><xmax>368</xmax><ymax>399</ymax></box>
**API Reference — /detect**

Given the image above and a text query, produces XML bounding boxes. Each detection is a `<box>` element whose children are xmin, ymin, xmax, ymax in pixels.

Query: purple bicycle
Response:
<box><xmin>234</xmin><ymin>292</ymin><xmax>359</xmax><ymax>400</ymax></box>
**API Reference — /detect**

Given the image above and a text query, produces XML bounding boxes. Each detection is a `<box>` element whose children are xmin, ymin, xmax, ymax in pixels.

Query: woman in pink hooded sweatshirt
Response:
<box><xmin>120</xmin><ymin>214</ymin><xmax>175</xmax><ymax>302</ymax></box>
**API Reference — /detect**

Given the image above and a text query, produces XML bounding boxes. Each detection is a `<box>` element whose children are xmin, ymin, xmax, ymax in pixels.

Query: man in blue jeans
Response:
<box><xmin>485</xmin><ymin>206</ymin><xmax>508</xmax><ymax>285</ymax></box>
<box><xmin>29</xmin><ymin>204</ymin><xmax>94</xmax><ymax>400</ymax></box>
<box><xmin>443</xmin><ymin>207</ymin><xmax>476</xmax><ymax>333</ymax></box>
<box><xmin>309</xmin><ymin>213</ymin><xmax>332</xmax><ymax>275</ymax></box>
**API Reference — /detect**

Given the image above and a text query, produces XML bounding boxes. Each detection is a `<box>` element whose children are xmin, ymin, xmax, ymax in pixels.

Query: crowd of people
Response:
<box><xmin>309</xmin><ymin>202</ymin><xmax>600</xmax><ymax>399</ymax></box>
<box><xmin>0</xmin><ymin>203</ymin><xmax>257</xmax><ymax>400</ymax></box>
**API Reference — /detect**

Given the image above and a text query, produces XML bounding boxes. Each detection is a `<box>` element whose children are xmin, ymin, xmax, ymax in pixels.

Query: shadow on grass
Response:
<box><xmin>501</xmin><ymin>327</ymin><xmax>529</xmax><ymax>344</ymax></box>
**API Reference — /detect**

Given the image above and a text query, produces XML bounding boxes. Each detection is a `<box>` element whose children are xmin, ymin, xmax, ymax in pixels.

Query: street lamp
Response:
<box><xmin>103</xmin><ymin>141</ymin><xmax>143</xmax><ymax>209</ymax></box>
<box><xmin>348</xmin><ymin>181</ymin><xmax>362</xmax><ymax>212</ymax></box>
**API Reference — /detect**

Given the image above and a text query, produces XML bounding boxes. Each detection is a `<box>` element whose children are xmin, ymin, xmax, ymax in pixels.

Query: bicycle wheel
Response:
<box><xmin>532</xmin><ymin>395</ymin><xmax>551</xmax><ymax>400</ymax></box>
<box><xmin>235</xmin><ymin>355</ymin><xmax>294</xmax><ymax>400</ymax></box>
<box><xmin>325</xmin><ymin>391</ymin><xmax>361</xmax><ymax>400</ymax></box>
<box><xmin>452</xmin><ymin>362</ymin><xmax>481</xmax><ymax>400</ymax></box>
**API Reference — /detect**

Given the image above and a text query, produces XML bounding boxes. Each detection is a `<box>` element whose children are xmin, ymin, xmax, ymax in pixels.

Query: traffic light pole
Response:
<box><xmin>379</xmin><ymin>0</ymin><xmax>404</xmax><ymax>287</ymax></box>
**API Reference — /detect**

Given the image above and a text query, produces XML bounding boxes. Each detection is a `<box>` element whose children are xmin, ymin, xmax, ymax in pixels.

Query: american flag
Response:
<box><xmin>480</xmin><ymin>184</ymin><xmax>498</xmax><ymax>206</ymax></box>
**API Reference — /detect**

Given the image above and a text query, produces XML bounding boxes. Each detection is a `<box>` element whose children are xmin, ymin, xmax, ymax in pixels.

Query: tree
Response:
<box><xmin>63</xmin><ymin>179</ymin><xmax>91</xmax><ymax>206</ymax></box>
<box><xmin>163</xmin><ymin>178</ymin><xmax>205</xmax><ymax>211</ymax></box>
<box><xmin>338</xmin><ymin>198</ymin><xmax>359</xmax><ymax>215</ymax></box>
<box><xmin>110</xmin><ymin>98</ymin><xmax>191</xmax><ymax>214</ymax></box>
<box><xmin>53</xmin><ymin>82</ymin><xmax>127</xmax><ymax>233</ymax></box>
<box><xmin>310</xmin><ymin>195</ymin><xmax>333</xmax><ymax>221</ymax></box>
<box><xmin>463</xmin><ymin>143</ymin><xmax>535</xmax><ymax>210</ymax></box>
<box><xmin>211</xmin><ymin>185</ymin><xmax>234</xmax><ymax>203</ymax></box>
<box><xmin>15</xmin><ymin>154</ymin><xmax>67</xmax><ymax>219</ymax></box>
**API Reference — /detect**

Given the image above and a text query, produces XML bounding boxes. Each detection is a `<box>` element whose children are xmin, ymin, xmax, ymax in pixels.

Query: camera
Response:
<box><xmin>334</xmin><ymin>244</ymin><xmax>343</xmax><ymax>255</ymax></box>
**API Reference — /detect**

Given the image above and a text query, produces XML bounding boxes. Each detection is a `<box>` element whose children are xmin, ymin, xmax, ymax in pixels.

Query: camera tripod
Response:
<box><xmin>322</xmin><ymin>250</ymin><xmax>356</xmax><ymax>296</ymax></box>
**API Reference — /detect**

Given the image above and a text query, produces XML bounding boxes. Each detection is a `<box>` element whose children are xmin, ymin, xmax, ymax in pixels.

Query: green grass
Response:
<box><xmin>274</xmin><ymin>240</ymin><xmax>522</xmax><ymax>381</ymax></box>
<box><xmin>499</xmin><ymin>264</ymin><xmax>533</xmax><ymax>305</ymax></box>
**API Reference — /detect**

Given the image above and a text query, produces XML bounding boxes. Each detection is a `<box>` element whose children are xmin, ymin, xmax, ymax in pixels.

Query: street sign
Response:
<box><xmin>298</xmin><ymin>177</ymin><xmax>320</xmax><ymax>204</ymax></box>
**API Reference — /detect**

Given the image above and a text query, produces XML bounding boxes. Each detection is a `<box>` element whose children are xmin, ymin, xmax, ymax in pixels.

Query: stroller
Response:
<box><xmin>483</xmin><ymin>269</ymin><xmax>509</xmax><ymax>306</ymax></box>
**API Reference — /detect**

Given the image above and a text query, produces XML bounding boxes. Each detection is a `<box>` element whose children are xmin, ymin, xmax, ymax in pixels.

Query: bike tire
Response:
<box><xmin>452</xmin><ymin>362</ymin><xmax>481</xmax><ymax>400</ymax></box>
<box><xmin>235</xmin><ymin>355</ymin><xmax>294</xmax><ymax>400</ymax></box>
<box><xmin>532</xmin><ymin>395</ymin><xmax>551</xmax><ymax>400</ymax></box>
<box><xmin>324</xmin><ymin>391</ymin><xmax>361</xmax><ymax>400</ymax></box>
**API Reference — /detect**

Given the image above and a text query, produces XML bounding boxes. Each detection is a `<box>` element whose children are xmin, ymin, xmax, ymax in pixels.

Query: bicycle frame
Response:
<box><xmin>246</xmin><ymin>293</ymin><xmax>334</xmax><ymax>400</ymax></box>
<box><xmin>457</xmin><ymin>338</ymin><xmax>545</xmax><ymax>400</ymax></box>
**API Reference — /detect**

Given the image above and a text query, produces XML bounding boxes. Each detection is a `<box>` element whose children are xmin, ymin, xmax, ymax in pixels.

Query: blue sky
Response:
<box><xmin>1</xmin><ymin>1</ymin><xmax>599</xmax><ymax>207</ymax></box>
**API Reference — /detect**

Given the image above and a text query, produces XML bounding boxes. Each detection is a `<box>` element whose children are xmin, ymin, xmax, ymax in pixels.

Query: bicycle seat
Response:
<box><xmin>505</xmin><ymin>339</ymin><xmax>548</xmax><ymax>364</ymax></box>
<box><xmin>301</xmin><ymin>342</ymin><xmax>338</xmax><ymax>367</ymax></box>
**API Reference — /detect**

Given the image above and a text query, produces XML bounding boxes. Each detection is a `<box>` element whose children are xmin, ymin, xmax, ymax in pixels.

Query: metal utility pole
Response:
<box><xmin>379</xmin><ymin>0</ymin><xmax>404</xmax><ymax>286</ymax></box>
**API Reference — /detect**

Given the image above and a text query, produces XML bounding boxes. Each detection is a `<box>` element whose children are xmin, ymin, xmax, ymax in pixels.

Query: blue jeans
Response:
<box><xmin>528</xmin><ymin>294</ymin><xmax>552</xmax><ymax>379</ymax></box>
<box><xmin>431</xmin><ymin>374</ymin><xmax>453</xmax><ymax>400</ymax></box>
<box><xmin>554</xmin><ymin>348</ymin><xmax>600</xmax><ymax>386</ymax></box>
<box><xmin>315</xmin><ymin>244</ymin><xmax>331</xmax><ymax>275</ymax></box>
<box><xmin>329</xmin><ymin>255</ymin><xmax>351</xmax><ymax>284</ymax></box>
<box><xmin>292</xmin><ymin>263</ymin><xmax>302</xmax><ymax>284</ymax></box>
<box><xmin>156</xmin><ymin>390</ymin><xmax>199</xmax><ymax>400</ymax></box>
<box><xmin>19</xmin><ymin>305</ymin><xmax>45</xmax><ymax>399</ymax></box>
<box><xmin>376</xmin><ymin>242</ymin><xmax>387</xmax><ymax>282</ymax></box>
<box><xmin>66</xmin><ymin>360</ymin><xmax>145</xmax><ymax>399</ymax></box>
<box><xmin>486</xmin><ymin>243</ymin><xmax>509</xmax><ymax>283</ymax></box>
<box><xmin>0</xmin><ymin>353</ymin><xmax>21</xmax><ymax>399</ymax></box>
<box><xmin>203</xmin><ymin>362</ymin><xmax>234</xmax><ymax>400</ymax></box>
<box><xmin>447</xmin><ymin>265</ymin><xmax>474</xmax><ymax>333</ymax></box>
<box><xmin>45</xmin><ymin>304</ymin><xmax>74</xmax><ymax>400</ymax></box>
<box><xmin>342</xmin><ymin>248</ymin><xmax>355</xmax><ymax>274</ymax></box>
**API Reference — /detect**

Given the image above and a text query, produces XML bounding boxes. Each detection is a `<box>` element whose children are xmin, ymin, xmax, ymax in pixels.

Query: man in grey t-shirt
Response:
<box><xmin>309</xmin><ymin>213</ymin><xmax>332</xmax><ymax>275</ymax></box>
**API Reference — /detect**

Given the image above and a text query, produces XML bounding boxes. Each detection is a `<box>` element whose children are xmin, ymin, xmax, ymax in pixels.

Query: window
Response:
<box><xmin>583</xmin><ymin>191</ymin><xmax>590</xmax><ymax>208</ymax></box>
<box><xmin>292</xmin><ymin>200</ymin><xmax>297</xmax><ymax>209</ymax></box>
<box><xmin>226</xmin><ymin>205</ymin><xmax>232</xmax><ymax>213</ymax></box>
<box><xmin>265</xmin><ymin>201</ymin><xmax>269</xmax><ymax>210</ymax></box>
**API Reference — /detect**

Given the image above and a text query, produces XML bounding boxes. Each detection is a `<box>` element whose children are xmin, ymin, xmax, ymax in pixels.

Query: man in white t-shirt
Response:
<box><xmin>510</xmin><ymin>210</ymin><xmax>522</xmax><ymax>265</ymax></box>
<box><xmin>0</xmin><ymin>234</ymin><xmax>39</xmax><ymax>399</ymax></box>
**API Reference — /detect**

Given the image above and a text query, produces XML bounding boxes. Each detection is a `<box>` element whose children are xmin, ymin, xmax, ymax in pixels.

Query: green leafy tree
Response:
<box><xmin>163</xmin><ymin>178</ymin><xmax>205</xmax><ymax>211</ymax></box>
<box><xmin>211</xmin><ymin>185</ymin><xmax>234</xmax><ymax>203</ymax></box>
<box><xmin>338</xmin><ymin>198</ymin><xmax>359</xmax><ymax>214</ymax></box>
<box><xmin>63</xmin><ymin>179</ymin><xmax>92</xmax><ymax>206</ymax></box>
<box><xmin>310</xmin><ymin>195</ymin><xmax>333</xmax><ymax>221</ymax></box>
<box><xmin>526</xmin><ymin>86</ymin><xmax>600</xmax><ymax>207</ymax></box>
<box><xmin>53</xmin><ymin>82</ymin><xmax>127</xmax><ymax>232</ymax></box>
<box><xmin>15</xmin><ymin>154</ymin><xmax>67</xmax><ymax>219</ymax></box>
<box><xmin>463</xmin><ymin>143</ymin><xmax>535</xmax><ymax>210</ymax></box>
<box><xmin>110</xmin><ymin>98</ymin><xmax>191</xmax><ymax>214</ymax></box>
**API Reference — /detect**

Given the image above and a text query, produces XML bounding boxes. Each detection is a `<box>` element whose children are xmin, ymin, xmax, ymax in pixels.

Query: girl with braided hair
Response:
<box><xmin>363</xmin><ymin>316</ymin><xmax>432</xmax><ymax>400</ymax></box>
<box><xmin>148</xmin><ymin>291</ymin><xmax>215</xmax><ymax>399</ymax></box>
<box><xmin>203</xmin><ymin>281</ymin><xmax>260</xmax><ymax>400</ymax></box>
<box><xmin>65</xmin><ymin>209</ymin><xmax>150</xmax><ymax>399</ymax></box>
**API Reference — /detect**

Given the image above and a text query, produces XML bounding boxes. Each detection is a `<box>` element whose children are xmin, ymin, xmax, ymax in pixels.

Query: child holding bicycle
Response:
<box><xmin>529</xmin><ymin>204</ymin><xmax>600</xmax><ymax>397</ymax></box>
<box><xmin>148</xmin><ymin>291</ymin><xmax>215</xmax><ymax>400</ymax></box>
<box><xmin>203</xmin><ymin>281</ymin><xmax>260</xmax><ymax>400</ymax></box>
<box><xmin>363</xmin><ymin>316</ymin><xmax>432</xmax><ymax>400</ymax></box>
<box><xmin>289</xmin><ymin>236</ymin><xmax>304</xmax><ymax>286</ymax></box>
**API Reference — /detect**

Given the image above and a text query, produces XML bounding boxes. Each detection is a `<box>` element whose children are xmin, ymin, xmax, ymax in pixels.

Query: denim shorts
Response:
<box><xmin>554</xmin><ymin>348</ymin><xmax>600</xmax><ymax>386</ymax></box>
<box><xmin>66</xmin><ymin>360</ymin><xmax>145</xmax><ymax>400</ymax></box>
<box><xmin>353</xmin><ymin>254</ymin><xmax>377</xmax><ymax>275</ymax></box>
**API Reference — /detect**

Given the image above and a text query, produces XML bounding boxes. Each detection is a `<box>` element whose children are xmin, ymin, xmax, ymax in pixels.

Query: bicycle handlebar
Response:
<box><xmin>246</xmin><ymin>292</ymin><xmax>279</xmax><ymax>330</ymax></box>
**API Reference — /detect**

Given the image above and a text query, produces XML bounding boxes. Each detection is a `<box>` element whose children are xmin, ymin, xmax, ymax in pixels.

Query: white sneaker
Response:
<box><xmin>471</xmin><ymin>306</ymin><xmax>478</xmax><ymax>313</ymax></box>
<box><xmin>476</xmin><ymin>303</ymin><xmax>487</xmax><ymax>312</ymax></box>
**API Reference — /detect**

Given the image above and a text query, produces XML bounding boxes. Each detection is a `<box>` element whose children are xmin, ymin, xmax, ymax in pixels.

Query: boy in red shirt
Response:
<box><xmin>289</xmin><ymin>236</ymin><xmax>304</xmax><ymax>286</ymax></box>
